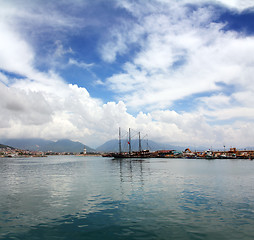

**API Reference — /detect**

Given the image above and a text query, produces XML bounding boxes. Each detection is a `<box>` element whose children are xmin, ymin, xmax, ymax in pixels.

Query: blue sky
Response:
<box><xmin>0</xmin><ymin>0</ymin><xmax>254</xmax><ymax>148</ymax></box>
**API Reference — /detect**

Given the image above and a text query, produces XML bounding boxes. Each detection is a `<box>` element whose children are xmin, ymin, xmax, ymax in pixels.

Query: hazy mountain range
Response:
<box><xmin>0</xmin><ymin>138</ymin><xmax>95</xmax><ymax>153</ymax></box>
<box><xmin>2</xmin><ymin>138</ymin><xmax>247</xmax><ymax>153</ymax></box>
<box><xmin>0</xmin><ymin>138</ymin><xmax>188</xmax><ymax>153</ymax></box>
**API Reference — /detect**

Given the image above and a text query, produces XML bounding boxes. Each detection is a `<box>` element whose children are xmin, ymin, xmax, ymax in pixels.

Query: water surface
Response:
<box><xmin>1</xmin><ymin>156</ymin><xmax>254</xmax><ymax>239</ymax></box>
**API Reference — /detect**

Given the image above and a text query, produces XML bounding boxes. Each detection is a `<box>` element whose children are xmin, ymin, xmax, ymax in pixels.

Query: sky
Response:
<box><xmin>0</xmin><ymin>0</ymin><xmax>254</xmax><ymax>149</ymax></box>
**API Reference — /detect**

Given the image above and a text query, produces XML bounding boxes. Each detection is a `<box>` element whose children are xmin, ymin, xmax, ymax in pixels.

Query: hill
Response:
<box><xmin>0</xmin><ymin>138</ymin><xmax>95</xmax><ymax>153</ymax></box>
<box><xmin>0</xmin><ymin>143</ymin><xmax>14</xmax><ymax>149</ymax></box>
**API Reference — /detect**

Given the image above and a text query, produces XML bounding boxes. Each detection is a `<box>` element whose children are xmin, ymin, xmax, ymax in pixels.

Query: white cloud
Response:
<box><xmin>0</xmin><ymin>82</ymin><xmax>52</xmax><ymax>127</ymax></box>
<box><xmin>99</xmin><ymin>18</ymin><xmax>145</xmax><ymax>63</ymax></box>
<box><xmin>158</xmin><ymin>0</ymin><xmax>254</xmax><ymax>11</ymax></box>
<box><xmin>211</xmin><ymin>0</ymin><xmax>254</xmax><ymax>10</ymax></box>
<box><xmin>233</xmin><ymin>91</ymin><xmax>254</xmax><ymax>107</ymax></box>
<box><xmin>1</xmin><ymin>69</ymin><xmax>254</xmax><ymax>148</ymax></box>
<box><xmin>0</xmin><ymin>0</ymin><xmax>254</xmax><ymax>149</ymax></box>
<box><xmin>198</xmin><ymin>94</ymin><xmax>231</xmax><ymax>110</ymax></box>
<box><xmin>105</xmin><ymin>1</ymin><xmax>254</xmax><ymax>113</ymax></box>
<box><xmin>68</xmin><ymin>58</ymin><xmax>94</xmax><ymax>69</ymax></box>
<box><xmin>0</xmin><ymin>22</ymin><xmax>34</xmax><ymax>75</ymax></box>
<box><xmin>54</xmin><ymin>41</ymin><xmax>73</xmax><ymax>58</ymax></box>
<box><xmin>0</xmin><ymin>72</ymin><xmax>9</xmax><ymax>84</ymax></box>
<box><xmin>0</xmin><ymin>0</ymin><xmax>84</xmax><ymax>30</ymax></box>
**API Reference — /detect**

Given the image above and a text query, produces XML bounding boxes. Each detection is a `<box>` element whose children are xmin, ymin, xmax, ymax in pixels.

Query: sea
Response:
<box><xmin>1</xmin><ymin>156</ymin><xmax>254</xmax><ymax>240</ymax></box>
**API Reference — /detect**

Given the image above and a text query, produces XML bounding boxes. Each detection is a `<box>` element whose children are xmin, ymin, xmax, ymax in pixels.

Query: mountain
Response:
<box><xmin>96</xmin><ymin>139</ymin><xmax>186</xmax><ymax>152</ymax></box>
<box><xmin>96</xmin><ymin>140</ymin><xmax>120</xmax><ymax>153</ymax></box>
<box><xmin>0</xmin><ymin>143</ymin><xmax>14</xmax><ymax>149</ymax></box>
<box><xmin>0</xmin><ymin>138</ymin><xmax>95</xmax><ymax>153</ymax></box>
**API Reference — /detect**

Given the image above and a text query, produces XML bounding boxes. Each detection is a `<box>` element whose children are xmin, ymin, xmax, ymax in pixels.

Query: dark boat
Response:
<box><xmin>112</xmin><ymin>150</ymin><xmax>152</xmax><ymax>159</ymax></box>
<box><xmin>112</xmin><ymin>128</ymin><xmax>153</xmax><ymax>159</ymax></box>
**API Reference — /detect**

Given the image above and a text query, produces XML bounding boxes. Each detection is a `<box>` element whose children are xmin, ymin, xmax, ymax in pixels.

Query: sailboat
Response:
<box><xmin>112</xmin><ymin>128</ymin><xmax>152</xmax><ymax>159</ymax></box>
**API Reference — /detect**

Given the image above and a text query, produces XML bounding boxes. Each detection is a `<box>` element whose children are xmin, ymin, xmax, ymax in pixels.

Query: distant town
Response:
<box><xmin>1</xmin><ymin>144</ymin><xmax>253</xmax><ymax>160</ymax></box>
<box><xmin>0</xmin><ymin>145</ymin><xmax>98</xmax><ymax>158</ymax></box>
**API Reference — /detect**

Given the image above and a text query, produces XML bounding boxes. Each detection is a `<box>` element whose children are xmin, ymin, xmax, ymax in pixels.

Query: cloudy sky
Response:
<box><xmin>1</xmin><ymin>0</ymin><xmax>254</xmax><ymax>148</ymax></box>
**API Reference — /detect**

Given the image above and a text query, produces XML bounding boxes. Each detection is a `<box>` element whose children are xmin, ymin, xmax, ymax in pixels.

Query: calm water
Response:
<box><xmin>1</xmin><ymin>156</ymin><xmax>254</xmax><ymax>240</ymax></box>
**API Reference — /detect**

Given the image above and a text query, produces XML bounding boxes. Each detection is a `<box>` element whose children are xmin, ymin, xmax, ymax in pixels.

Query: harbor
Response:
<box><xmin>103</xmin><ymin>128</ymin><xmax>254</xmax><ymax>160</ymax></box>
<box><xmin>104</xmin><ymin>148</ymin><xmax>254</xmax><ymax>160</ymax></box>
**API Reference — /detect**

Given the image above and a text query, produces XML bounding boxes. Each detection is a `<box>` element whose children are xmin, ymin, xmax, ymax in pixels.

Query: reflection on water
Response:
<box><xmin>114</xmin><ymin>159</ymin><xmax>148</xmax><ymax>182</ymax></box>
<box><xmin>1</xmin><ymin>156</ymin><xmax>254</xmax><ymax>239</ymax></box>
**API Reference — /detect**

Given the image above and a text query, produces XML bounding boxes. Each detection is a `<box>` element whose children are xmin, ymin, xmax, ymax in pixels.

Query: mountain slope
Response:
<box><xmin>0</xmin><ymin>144</ymin><xmax>14</xmax><ymax>149</ymax></box>
<box><xmin>0</xmin><ymin>138</ymin><xmax>95</xmax><ymax>153</ymax></box>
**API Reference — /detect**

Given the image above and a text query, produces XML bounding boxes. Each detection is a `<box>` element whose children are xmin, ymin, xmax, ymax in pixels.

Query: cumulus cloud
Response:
<box><xmin>0</xmin><ymin>82</ymin><xmax>52</xmax><ymax>127</ymax></box>
<box><xmin>1</xmin><ymin>71</ymin><xmax>254</xmax><ymax>148</ymax></box>
<box><xmin>0</xmin><ymin>0</ymin><xmax>254</xmax><ymax>149</ymax></box>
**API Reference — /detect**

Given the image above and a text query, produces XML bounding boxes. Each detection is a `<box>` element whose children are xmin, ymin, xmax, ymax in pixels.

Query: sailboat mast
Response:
<box><xmin>139</xmin><ymin>132</ymin><xmax>142</xmax><ymax>152</ymax></box>
<box><xmin>119</xmin><ymin>127</ymin><xmax>122</xmax><ymax>154</ymax></box>
<box><xmin>129</xmin><ymin>128</ymin><xmax>131</xmax><ymax>154</ymax></box>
